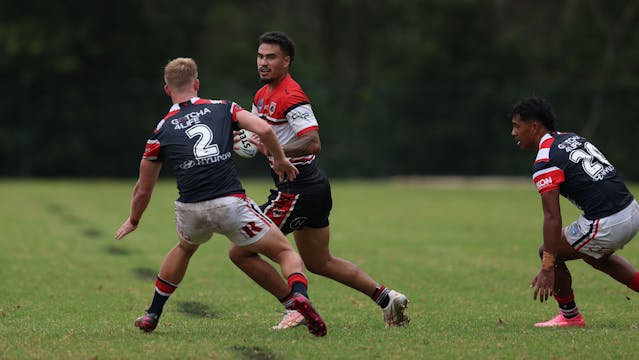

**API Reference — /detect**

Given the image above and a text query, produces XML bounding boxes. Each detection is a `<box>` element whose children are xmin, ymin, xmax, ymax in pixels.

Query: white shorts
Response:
<box><xmin>564</xmin><ymin>200</ymin><xmax>639</xmax><ymax>259</ymax></box>
<box><xmin>174</xmin><ymin>194</ymin><xmax>272</xmax><ymax>247</ymax></box>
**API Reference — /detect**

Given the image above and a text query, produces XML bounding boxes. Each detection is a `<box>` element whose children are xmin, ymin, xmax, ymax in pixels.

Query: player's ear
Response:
<box><xmin>193</xmin><ymin>79</ymin><xmax>200</xmax><ymax>92</ymax></box>
<box><xmin>283</xmin><ymin>56</ymin><xmax>291</xmax><ymax>69</ymax></box>
<box><xmin>164</xmin><ymin>84</ymin><xmax>171</xmax><ymax>97</ymax></box>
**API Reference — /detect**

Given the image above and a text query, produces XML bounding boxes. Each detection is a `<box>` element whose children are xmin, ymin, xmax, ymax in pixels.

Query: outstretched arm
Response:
<box><xmin>531</xmin><ymin>189</ymin><xmax>562</xmax><ymax>302</ymax></box>
<box><xmin>115</xmin><ymin>159</ymin><xmax>162</xmax><ymax>240</ymax></box>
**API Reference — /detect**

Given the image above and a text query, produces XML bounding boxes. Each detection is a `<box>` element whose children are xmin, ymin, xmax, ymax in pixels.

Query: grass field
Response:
<box><xmin>2</xmin><ymin>178</ymin><xmax>639</xmax><ymax>359</ymax></box>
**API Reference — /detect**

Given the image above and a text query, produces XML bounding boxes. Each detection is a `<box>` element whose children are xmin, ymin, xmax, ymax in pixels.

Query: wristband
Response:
<box><xmin>542</xmin><ymin>251</ymin><xmax>556</xmax><ymax>270</ymax></box>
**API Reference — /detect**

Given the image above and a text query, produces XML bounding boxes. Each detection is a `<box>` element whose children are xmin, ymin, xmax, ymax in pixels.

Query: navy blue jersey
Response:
<box><xmin>532</xmin><ymin>132</ymin><xmax>633</xmax><ymax>219</ymax></box>
<box><xmin>143</xmin><ymin>97</ymin><xmax>245</xmax><ymax>203</ymax></box>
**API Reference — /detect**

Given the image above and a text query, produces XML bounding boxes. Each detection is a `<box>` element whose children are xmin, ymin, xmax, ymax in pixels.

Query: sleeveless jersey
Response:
<box><xmin>143</xmin><ymin>97</ymin><xmax>245</xmax><ymax>203</ymax></box>
<box><xmin>252</xmin><ymin>74</ymin><xmax>326</xmax><ymax>187</ymax></box>
<box><xmin>532</xmin><ymin>132</ymin><xmax>633</xmax><ymax>220</ymax></box>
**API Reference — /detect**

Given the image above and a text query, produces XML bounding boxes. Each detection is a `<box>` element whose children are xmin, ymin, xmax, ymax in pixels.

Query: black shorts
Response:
<box><xmin>260</xmin><ymin>179</ymin><xmax>332</xmax><ymax>235</ymax></box>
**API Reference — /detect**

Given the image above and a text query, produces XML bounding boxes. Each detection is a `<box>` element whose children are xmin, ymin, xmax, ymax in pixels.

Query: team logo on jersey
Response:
<box><xmin>268</xmin><ymin>102</ymin><xmax>277</xmax><ymax>115</ymax></box>
<box><xmin>257</xmin><ymin>98</ymin><xmax>264</xmax><ymax>112</ymax></box>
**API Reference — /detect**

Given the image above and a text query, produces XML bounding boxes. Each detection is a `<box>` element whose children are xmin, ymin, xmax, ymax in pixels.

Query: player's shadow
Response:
<box><xmin>131</xmin><ymin>267</ymin><xmax>156</xmax><ymax>282</ymax></box>
<box><xmin>229</xmin><ymin>345</ymin><xmax>278</xmax><ymax>360</ymax></box>
<box><xmin>176</xmin><ymin>301</ymin><xmax>217</xmax><ymax>318</ymax></box>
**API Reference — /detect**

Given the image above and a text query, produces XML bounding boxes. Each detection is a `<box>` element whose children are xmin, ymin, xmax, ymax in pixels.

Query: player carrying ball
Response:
<box><xmin>228</xmin><ymin>32</ymin><xmax>409</xmax><ymax>330</ymax></box>
<box><xmin>511</xmin><ymin>97</ymin><xmax>639</xmax><ymax>327</ymax></box>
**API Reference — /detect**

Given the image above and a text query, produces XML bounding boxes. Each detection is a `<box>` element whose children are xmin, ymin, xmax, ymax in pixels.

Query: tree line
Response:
<box><xmin>1</xmin><ymin>0</ymin><xmax>638</xmax><ymax>179</ymax></box>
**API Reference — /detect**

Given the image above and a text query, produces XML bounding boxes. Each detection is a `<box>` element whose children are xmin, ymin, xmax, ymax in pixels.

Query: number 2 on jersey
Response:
<box><xmin>569</xmin><ymin>142</ymin><xmax>611</xmax><ymax>179</ymax></box>
<box><xmin>185</xmin><ymin>124</ymin><xmax>220</xmax><ymax>159</ymax></box>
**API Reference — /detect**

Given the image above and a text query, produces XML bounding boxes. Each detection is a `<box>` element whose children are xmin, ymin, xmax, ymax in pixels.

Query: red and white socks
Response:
<box><xmin>147</xmin><ymin>275</ymin><xmax>179</xmax><ymax>315</ymax></box>
<box><xmin>371</xmin><ymin>285</ymin><xmax>390</xmax><ymax>309</ymax></box>
<box><xmin>279</xmin><ymin>272</ymin><xmax>309</xmax><ymax>309</ymax></box>
<box><xmin>555</xmin><ymin>292</ymin><xmax>579</xmax><ymax>319</ymax></box>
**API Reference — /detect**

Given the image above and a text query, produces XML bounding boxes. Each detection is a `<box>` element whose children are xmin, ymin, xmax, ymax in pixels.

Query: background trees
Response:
<box><xmin>2</xmin><ymin>0</ymin><xmax>638</xmax><ymax>178</ymax></box>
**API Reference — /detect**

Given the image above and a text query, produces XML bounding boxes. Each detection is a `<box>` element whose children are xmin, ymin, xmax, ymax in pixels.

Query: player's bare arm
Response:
<box><xmin>236</xmin><ymin>110</ymin><xmax>299</xmax><ymax>182</ymax></box>
<box><xmin>531</xmin><ymin>189</ymin><xmax>562</xmax><ymax>302</ymax></box>
<box><xmin>115</xmin><ymin>159</ymin><xmax>162</xmax><ymax>240</ymax></box>
<box><xmin>283</xmin><ymin>130</ymin><xmax>321</xmax><ymax>158</ymax></box>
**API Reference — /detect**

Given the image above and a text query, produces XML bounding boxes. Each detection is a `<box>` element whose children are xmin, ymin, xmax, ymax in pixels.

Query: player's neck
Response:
<box><xmin>171</xmin><ymin>91</ymin><xmax>197</xmax><ymax>105</ymax></box>
<box><xmin>267</xmin><ymin>73</ymin><xmax>289</xmax><ymax>90</ymax></box>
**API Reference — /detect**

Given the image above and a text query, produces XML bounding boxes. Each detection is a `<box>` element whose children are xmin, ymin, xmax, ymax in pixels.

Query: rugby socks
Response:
<box><xmin>287</xmin><ymin>272</ymin><xmax>309</xmax><ymax>298</ymax></box>
<box><xmin>555</xmin><ymin>292</ymin><xmax>579</xmax><ymax>319</ymax></box>
<box><xmin>371</xmin><ymin>285</ymin><xmax>390</xmax><ymax>309</ymax></box>
<box><xmin>147</xmin><ymin>275</ymin><xmax>178</xmax><ymax>315</ymax></box>
<box><xmin>628</xmin><ymin>272</ymin><xmax>639</xmax><ymax>292</ymax></box>
<box><xmin>279</xmin><ymin>273</ymin><xmax>309</xmax><ymax>309</ymax></box>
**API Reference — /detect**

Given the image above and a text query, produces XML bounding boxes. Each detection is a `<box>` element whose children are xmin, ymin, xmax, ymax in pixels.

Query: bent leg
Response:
<box><xmin>538</xmin><ymin>241</ymin><xmax>581</xmax><ymax>297</ymax></box>
<box><xmin>158</xmin><ymin>240</ymin><xmax>200</xmax><ymax>284</ymax></box>
<box><xmin>583</xmin><ymin>254</ymin><xmax>638</xmax><ymax>286</ymax></box>
<box><xmin>294</xmin><ymin>226</ymin><xmax>378</xmax><ymax>296</ymax></box>
<box><xmin>229</xmin><ymin>226</ymin><xmax>303</xmax><ymax>299</ymax></box>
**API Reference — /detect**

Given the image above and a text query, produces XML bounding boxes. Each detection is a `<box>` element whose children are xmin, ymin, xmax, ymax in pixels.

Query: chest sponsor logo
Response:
<box><xmin>257</xmin><ymin>98</ymin><xmax>264</xmax><ymax>112</ymax></box>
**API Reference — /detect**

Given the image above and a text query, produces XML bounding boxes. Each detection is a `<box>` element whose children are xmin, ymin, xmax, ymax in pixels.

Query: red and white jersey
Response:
<box><xmin>531</xmin><ymin>132</ymin><xmax>633</xmax><ymax>220</ymax></box>
<box><xmin>252</xmin><ymin>74</ymin><xmax>325</xmax><ymax>186</ymax></box>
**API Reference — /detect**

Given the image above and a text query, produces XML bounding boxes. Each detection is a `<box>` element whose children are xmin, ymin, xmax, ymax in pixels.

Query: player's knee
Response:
<box><xmin>583</xmin><ymin>256</ymin><xmax>607</xmax><ymax>270</ymax></box>
<box><xmin>228</xmin><ymin>246</ymin><xmax>244</xmax><ymax>265</ymax></box>
<box><xmin>305</xmin><ymin>260</ymin><xmax>328</xmax><ymax>275</ymax></box>
<box><xmin>177</xmin><ymin>240</ymin><xmax>198</xmax><ymax>256</ymax></box>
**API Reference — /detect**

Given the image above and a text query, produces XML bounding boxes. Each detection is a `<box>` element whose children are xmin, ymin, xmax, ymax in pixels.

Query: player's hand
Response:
<box><xmin>531</xmin><ymin>268</ymin><xmax>554</xmax><ymax>302</ymax></box>
<box><xmin>271</xmin><ymin>158</ymin><xmax>299</xmax><ymax>183</ymax></box>
<box><xmin>115</xmin><ymin>217</ymin><xmax>138</xmax><ymax>240</ymax></box>
<box><xmin>248</xmin><ymin>134</ymin><xmax>268</xmax><ymax>156</ymax></box>
<box><xmin>233</xmin><ymin>130</ymin><xmax>268</xmax><ymax>156</ymax></box>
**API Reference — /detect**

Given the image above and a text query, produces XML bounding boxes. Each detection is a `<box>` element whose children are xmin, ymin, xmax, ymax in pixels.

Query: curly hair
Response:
<box><xmin>510</xmin><ymin>97</ymin><xmax>557</xmax><ymax>132</ymax></box>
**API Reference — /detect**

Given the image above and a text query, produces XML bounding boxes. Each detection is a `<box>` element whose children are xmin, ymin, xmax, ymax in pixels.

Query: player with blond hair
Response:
<box><xmin>115</xmin><ymin>57</ymin><xmax>326</xmax><ymax>336</ymax></box>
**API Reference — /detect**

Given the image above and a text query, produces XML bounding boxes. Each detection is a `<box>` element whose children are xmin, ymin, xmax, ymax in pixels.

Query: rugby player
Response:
<box><xmin>228</xmin><ymin>32</ymin><xmax>409</xmax><ymax>329</ymax></box>
<box><xmin>511</xmin><ymin>97</ymin><xmax>639</xmax><ymax>327</ymax></box>
<box><xmin>115</xmin><ymin>57</ymin><xmax>326</xmax><ymax>336</ymax></box>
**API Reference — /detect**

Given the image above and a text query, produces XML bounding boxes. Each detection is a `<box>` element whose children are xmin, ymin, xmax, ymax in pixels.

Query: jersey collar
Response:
<box><xmin>538</xmin><ymin>132</ymin><xmax>554</xmax><ymax>149</ymax></box>
<box><xmin>169</xmin><ymin>97</ymin><xmax>201</xmax><ymax>112</ymax></box>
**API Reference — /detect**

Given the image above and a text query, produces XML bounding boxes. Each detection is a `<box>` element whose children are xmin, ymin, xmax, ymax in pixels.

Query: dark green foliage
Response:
<box><xmin>2</xmin><ymin>1</ymin><xmax>638</xmax><ymax>178</ymax></box>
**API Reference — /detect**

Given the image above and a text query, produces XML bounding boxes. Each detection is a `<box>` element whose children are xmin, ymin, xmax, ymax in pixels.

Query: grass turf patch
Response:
<box><xmin>1</xmin><ymin>179</ymin><xmax>639</xmax><ymax>359</ymax></box>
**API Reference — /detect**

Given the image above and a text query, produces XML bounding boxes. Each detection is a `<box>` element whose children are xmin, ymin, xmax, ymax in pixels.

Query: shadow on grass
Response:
<box><xmin>46</xmin><ymin>201</ymin><xmax>105</xmax><ymax>239</ymax></box>
<box><xmin>229</xmin><ymin>345</ymin><xmax>278</xmax><ymax>360</ymax></box>
<box><xmin>176</xmin><ymin>301</ymin><xmax>216</xmax><ymax>318</ymax></box>
<box><xmin>105</xmin><ymin>245</ymin><xmax>130</xmax><ymax>255</ymax></box>
<box><xmin>132</xmin><ymin>267</ymin><xmax>157</xmax><ymax>282</ymax></box>
<box><xmin>83</xmin><ymin>227</ymin><xmax>103</xmax><ymax>238</ymax></box>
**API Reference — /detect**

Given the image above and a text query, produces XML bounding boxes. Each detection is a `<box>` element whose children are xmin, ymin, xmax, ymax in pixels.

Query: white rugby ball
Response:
<box><xmin>233</xmin><ymin>129</ymin><xmax>258</xmax><ymax>158</ymax></box>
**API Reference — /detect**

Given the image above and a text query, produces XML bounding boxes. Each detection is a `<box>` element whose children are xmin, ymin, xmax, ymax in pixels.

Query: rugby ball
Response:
<box><xmin>233</xmin><ymin>129</ymin><xmax>258</xmax><ymax>158</ymax></box>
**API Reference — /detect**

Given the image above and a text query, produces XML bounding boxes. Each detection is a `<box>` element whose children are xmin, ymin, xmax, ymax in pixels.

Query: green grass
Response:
<box><xmin>1</xmin><ymin>178</ymin><xmax>639</xmax><ymax>359</ymax></box>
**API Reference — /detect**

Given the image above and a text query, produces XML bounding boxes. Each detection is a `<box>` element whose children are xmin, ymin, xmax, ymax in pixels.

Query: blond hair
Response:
<box><xmin>164</xmin><ymin>57</ymin><xmax>198</xmax><ymax>90</ymax></box>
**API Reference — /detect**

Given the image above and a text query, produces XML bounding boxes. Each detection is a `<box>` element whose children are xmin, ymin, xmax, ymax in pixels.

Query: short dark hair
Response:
<box><xmin>510</xmin><ymin>97</ymin><xmax>557</xmax><ymax>131</ymax></box>
<box><xmin>258</xmin><ymin>31</ymin><xmax>295</xmax><ymax>63</ymax></box>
